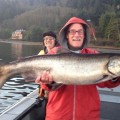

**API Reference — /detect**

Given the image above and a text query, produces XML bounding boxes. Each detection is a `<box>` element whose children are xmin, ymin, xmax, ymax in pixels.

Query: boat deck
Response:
<box><xmin>0</xmin><ymin>89</ymin><xmax>39</xmax><ymax>120</ymax></box>
<box><xmin>0</xmin><ymin>88</ymin><xmax>120</xmax><ymax>120</ymax></box>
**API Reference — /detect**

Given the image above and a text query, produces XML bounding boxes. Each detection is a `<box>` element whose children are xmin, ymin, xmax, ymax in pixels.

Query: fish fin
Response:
<box><xmin>22</xmin><ymin>75</ymin><xmax>37</xmax><ymax>82</ymax></box>
<box><xmin>0</xmin><ymin>75</ymin><xmax>9</xmax><ymax>88</ymax></box>
<box><xmin>0</xmin><ymin>65</ymin><xmax>10</xmax><ymax>88</ymax></box>
<box><xmin>21</xmin><ymin>72</ymin><xmax>37</xmax><ymax>82</ymax></box>
<box><xmin>95</xmin><ymin>75</ymin><xmax>112</xmax><ymax>83</ymax></box>
<box><xmin>95</xmin><ymin>66</ymin><xmax>115</xmax><ymax>83</ymax></box>
<box><xmin>47</xmin><ymin>82</ymin><xmax>63</xmax><ymax>90</ymax></box>
<box><xmin>22</xmin><ymin>69</ymin><xmax>51</xmax><ymax>82</ymax></box>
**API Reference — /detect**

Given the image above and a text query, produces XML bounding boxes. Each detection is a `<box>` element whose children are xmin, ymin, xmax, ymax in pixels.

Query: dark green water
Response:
<box><xmin>0</xmin><ymin>42</ymin><xmax>43</xmax><ymax>113</ymax></box>
<box><xmin>0</xmin><ymin>42</ymin><xmax>120</xmax><ymax>117</ymax></box>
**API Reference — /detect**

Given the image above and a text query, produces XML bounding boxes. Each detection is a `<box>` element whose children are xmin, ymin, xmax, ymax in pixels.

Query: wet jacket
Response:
<box><xmin>40</xmin><ymin>17</ymin><xmax>120</xmax><ymax>120</ymax></box>
<box><xmin>41</xmin><ymin>48</ymin><xmax>120</xmax><ymax>120</ymax></box>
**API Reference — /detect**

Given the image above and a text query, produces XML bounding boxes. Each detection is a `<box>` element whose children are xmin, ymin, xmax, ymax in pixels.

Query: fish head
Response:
<box><xmin>108</xmin><ymin>56</ymin><xmax>120</xmax><ymax>76</ymax></box>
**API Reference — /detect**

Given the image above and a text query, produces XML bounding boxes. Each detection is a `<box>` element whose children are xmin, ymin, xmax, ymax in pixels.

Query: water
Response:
<box><xmin>0</xmin><ymin>42</ymin><xmax>120</xmax><ymax>115</ymax></box>
<box><xmin>0</xmin><ymin>41</ymin><xmax>43</xmax><ymax>114</ymax></box>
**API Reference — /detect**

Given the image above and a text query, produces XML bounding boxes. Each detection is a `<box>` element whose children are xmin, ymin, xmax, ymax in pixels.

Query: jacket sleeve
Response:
<box><xmin>81</xmin><ymin>48</ymin><xmax>99</xmax><ymax>54</ymax></box>
<box><xmin>97</xmin><ymin>77</ymin><xmax>120</xmax><ymax>88</ymax></box>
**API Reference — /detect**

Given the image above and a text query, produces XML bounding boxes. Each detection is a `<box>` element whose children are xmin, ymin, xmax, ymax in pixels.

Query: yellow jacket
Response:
<box><xmin>38</xmin><ymin>50</ymin><xmax>45</xmax><ymax>55</ymax></box>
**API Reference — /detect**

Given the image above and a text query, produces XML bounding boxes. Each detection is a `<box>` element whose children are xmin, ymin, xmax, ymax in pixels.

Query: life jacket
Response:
<box><xmin>38</xmin><ymin>50</ymin><xmax>45</xmax><ymax>55</ymax></box>
<box><xmin>38</xmin><ymin>49</ymin><xmax>49</xmax><ymax>98</ymax></box>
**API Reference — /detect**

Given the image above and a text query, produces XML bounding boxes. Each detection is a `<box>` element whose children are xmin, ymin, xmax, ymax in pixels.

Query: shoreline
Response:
<box><xmin>0</xmin><ymin>39</ymin><xmax>43</xmax><ymax>45</ymax></box>
<box><xmin>89</xmin><ymin>45</ymin><xmax>120</xmax><ymax>50</ymax></box>
<box><xmin>0</xmin><ymin>39</ymin><xmax>120</xmax><ymax>50</ymax></box>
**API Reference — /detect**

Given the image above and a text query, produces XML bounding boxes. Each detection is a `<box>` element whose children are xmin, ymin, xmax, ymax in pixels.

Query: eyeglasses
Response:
<box><xmin>68</xmin><ymin>29</ymin><xmax>84</xmax><ymax>35</ymax></box>
<box><xmin>43</xmin><ymin>37</ymin><xmax>55</xmax><ymax>41</ymax></box>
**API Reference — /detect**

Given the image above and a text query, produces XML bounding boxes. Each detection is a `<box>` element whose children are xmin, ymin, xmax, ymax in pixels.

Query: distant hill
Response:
<box><xmin>0</xmin><ymin>0</ymin><xmax>119</xmax><ymax>43</ymax></box>
<box><xmin>0</xmin><ymin>0</ymin><xmax>119</xmax><ymax>30</ymax></box>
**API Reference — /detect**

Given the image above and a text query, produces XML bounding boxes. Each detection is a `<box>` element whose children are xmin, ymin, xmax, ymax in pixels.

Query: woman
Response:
<box><xmin>38</xmin><ymin>31</ymin><xmax>60</xmax><ymax>98</ymax></box>
<box><xmin>38</xmin><ymin>31</ymin><xmax>59</xmax><ymax>55</ymax></box>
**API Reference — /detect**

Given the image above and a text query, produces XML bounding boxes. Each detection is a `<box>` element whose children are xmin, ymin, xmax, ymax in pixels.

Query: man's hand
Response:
<box><xmin>35</xmin><ymin>71</ymin><xmax>53</xmax><ymax>84</ymax></box>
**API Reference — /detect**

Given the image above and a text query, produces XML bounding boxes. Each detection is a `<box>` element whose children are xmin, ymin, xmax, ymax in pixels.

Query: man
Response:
<box><xmin>36</xmin><ymin>17</ymin><xmax>120</xmax><ymax>120</ymax></box>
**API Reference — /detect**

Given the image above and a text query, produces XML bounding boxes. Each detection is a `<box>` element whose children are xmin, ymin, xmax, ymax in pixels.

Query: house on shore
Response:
<box><xmin>11</xmin><ymin>29</ymin><xmax>26</xmax><ymax>40</ymax></box>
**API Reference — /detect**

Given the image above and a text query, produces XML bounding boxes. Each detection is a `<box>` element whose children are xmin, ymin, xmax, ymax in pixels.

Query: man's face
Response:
<box><xmin>67</xmin><ymin>23</ymin><xmax>85</xmax><ymax>48</ymax></box>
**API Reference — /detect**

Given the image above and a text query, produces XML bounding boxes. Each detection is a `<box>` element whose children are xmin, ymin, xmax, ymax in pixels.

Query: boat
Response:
<box><xmin>1</xmin><ymin>87</ymin><xmax>120</xmax><ymax>120</ymax></box>
<box><xmin>0</xmin><ymin>88</ymin><xmax>47</xmax><ymax>120</ymax></box>
<box><xmin>98</xmin><ymin>87</ymin><xmax>120</xmax><ymax>120</ymax></box>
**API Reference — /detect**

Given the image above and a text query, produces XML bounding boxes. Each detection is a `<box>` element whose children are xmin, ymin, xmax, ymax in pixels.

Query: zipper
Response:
<box><xmin>73</xmin><ymin>85</ymin><xmax>76</xmax><ymax>120</ymax></box>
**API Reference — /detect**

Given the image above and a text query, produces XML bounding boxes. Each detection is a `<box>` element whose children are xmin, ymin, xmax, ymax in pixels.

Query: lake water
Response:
<box><xmin>0</xmin><ymin>42</ymin><xmax>120</xmax><ymax>118</ymax></box>
<box><xmin>0</xmin><ymin>41</ymin><xmax>43</xmax><ymax>114</ymax></box>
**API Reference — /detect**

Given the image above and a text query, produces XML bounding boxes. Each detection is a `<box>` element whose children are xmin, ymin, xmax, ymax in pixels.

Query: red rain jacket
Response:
<box><xmin>41</xmin><ymin>48</ymin><xmax>120</xmax><ymax>120</ymax></box>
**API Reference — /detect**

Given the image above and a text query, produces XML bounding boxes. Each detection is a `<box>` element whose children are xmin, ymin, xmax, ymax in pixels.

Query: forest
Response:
<box><xmin>0</xmin><ymin>0</ymin><xmax>119</xmax><ymax>46</ymax></box>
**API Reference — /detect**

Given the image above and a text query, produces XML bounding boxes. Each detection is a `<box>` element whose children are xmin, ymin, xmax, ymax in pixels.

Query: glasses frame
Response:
<box><xmin>68</xmin><ymin>29</ymin><xmax>84</xmax><ymax>35</ymax></box>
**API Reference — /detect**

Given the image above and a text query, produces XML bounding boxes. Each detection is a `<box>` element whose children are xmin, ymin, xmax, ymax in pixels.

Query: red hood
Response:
<box><xmin>59</xmin><ymin>17</ymin><xmax>90</xmax><ymax>50</ymax></box>
<box><xmin>60</xmin><ymin>17</ymin><xmax>89</xmax><ymax>30</ymax></box>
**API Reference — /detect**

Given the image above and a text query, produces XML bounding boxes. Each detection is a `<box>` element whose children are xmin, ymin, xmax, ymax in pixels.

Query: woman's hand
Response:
<box><xmin>35</xmin><ymin>71</ymin><xmax>53</xmax><ymax>84</ymax></box>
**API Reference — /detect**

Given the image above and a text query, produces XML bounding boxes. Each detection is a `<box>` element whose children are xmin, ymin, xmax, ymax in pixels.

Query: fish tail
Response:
<box><xmin>0</xmin><ymin>65</ymin><xmax>10</xmax><ymax>88</ymax></box>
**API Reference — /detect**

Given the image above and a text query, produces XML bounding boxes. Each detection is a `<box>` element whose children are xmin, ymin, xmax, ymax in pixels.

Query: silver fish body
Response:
<box><xmin>0</xmin><ymin>53</ymin><xmax>120</xmax><ymax>88</ymax></box>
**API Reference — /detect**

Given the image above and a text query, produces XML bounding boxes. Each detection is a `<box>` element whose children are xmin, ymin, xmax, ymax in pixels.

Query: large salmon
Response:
<box><xmin>0</xmin><ymin>53</ymin><xmax>120</xmax><ymax>88</ymax></box>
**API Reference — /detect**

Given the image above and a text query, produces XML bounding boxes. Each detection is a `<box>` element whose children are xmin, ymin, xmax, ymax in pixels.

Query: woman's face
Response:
<box><xmin>43</xmin><ymin>36</ymin><xmax>56</xmax><ymax>49</ymax></box>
